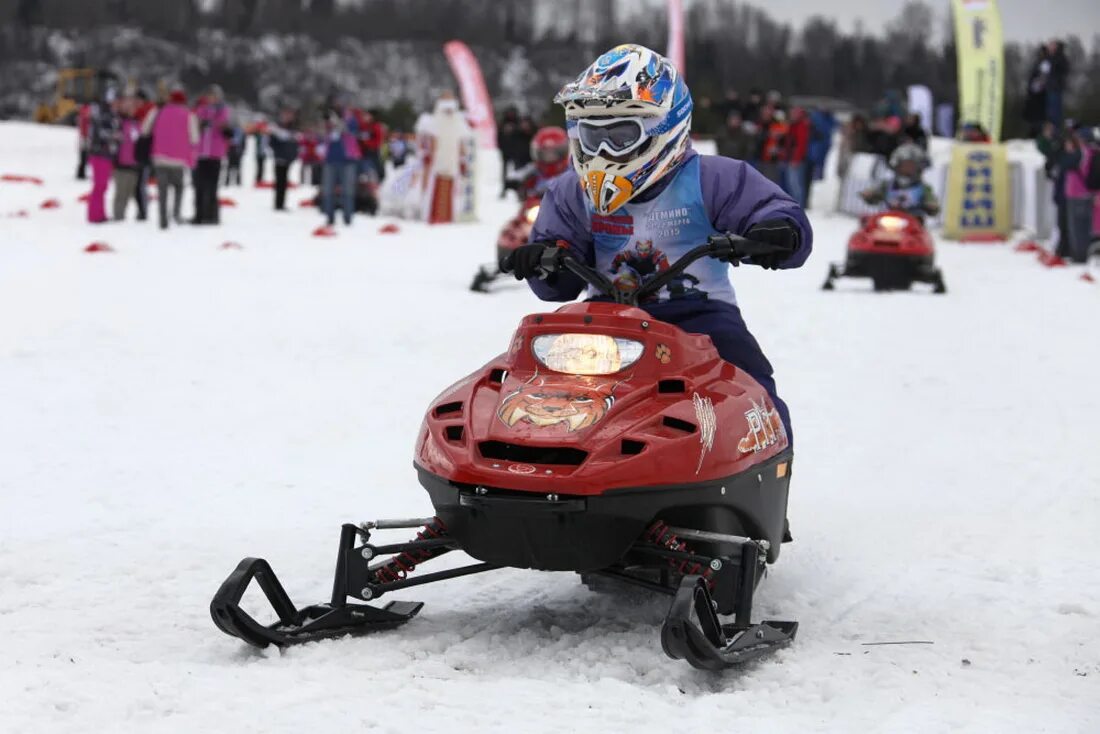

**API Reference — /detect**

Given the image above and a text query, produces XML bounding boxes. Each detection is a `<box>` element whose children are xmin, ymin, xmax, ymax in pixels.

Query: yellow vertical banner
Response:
<box><xmin>943</xmin><ymin>143</ymin><xmax>1012</xmax><ymax>241</ymax></box>
<box><xmin>952</xmin><ymin>0</ymin><xmax>1005</xmax><ymax>141</ymax></box>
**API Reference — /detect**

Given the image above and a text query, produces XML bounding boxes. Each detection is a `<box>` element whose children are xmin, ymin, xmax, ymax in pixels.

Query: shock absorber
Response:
<box><xmin>643</xmin><ymin>520</ymin><xmax>715</xmax><ymax>585</ymax></box>
<box><xmin>370</xmin><ymin>518</ymin><xmax>450</xmax><ymax>584</ymax></box>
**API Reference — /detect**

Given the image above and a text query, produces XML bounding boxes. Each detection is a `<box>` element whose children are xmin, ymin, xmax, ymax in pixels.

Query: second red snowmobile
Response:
<box><xmin>823</xmin><ymin>210</ymin><xmax>947</xmax><ymax>293</ymax></box>
<box><xmin>470</xmin><ymin>127</ymin><xmax>569</xmax><ymax>293</ymax></box>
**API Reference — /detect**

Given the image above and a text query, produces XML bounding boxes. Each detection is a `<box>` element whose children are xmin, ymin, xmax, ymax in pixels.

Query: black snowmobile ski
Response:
<box><xmin>662</xmin><ymin>576</ymin><xmax>797</xmax><ymax>670</ymax></box>
<box><xmin>210</xmin><ymin>520</ymin><xmax>497</xmax><ymax>648</ymax></box>
<box><xmin>659</xmin><ymin>536</ymin><xmax>797</xmax><ymax>670</ymax></box>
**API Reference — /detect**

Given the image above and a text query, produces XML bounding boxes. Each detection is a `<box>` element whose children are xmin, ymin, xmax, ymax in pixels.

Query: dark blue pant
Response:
<box><xmin>643</xmin><ymin>299</ymin><xmax>793</xmax><ymax>443</ymax></box>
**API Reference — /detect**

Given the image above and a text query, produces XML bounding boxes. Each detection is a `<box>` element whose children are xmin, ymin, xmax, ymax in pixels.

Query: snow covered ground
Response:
<box><xmin>1</xmin><ymin>122</ymin><xmax>1097</xmax><ymax>733</ymax></box>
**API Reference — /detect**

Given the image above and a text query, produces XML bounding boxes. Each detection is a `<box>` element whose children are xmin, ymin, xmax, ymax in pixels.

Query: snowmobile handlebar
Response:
<box><xmin>544</xmin><ymin>234</ymin><xmax>792</xmax><ymax>307</ymax></box>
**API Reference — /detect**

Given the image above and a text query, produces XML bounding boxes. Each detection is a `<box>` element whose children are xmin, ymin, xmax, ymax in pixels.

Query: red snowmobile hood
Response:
<box><xmin>416</xmin><ymin>302</ymin><xmax>789</xmax><ymax>495</ymax></box>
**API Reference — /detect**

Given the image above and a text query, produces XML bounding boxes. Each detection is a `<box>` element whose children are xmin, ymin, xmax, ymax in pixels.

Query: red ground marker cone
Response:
<box><xmin>77</xmin><ymin>192</ymin><xmax>90</xmax><ymax>202</ymax></box>
<box><xmin>84</xmin><ymin>242</ymin><xmax>114</xmax><ymax>253</ymax></box>
<box><xmin>298</xmin><ymin>199</ymin><xmax>316</xmax><ymax>208</ymax></box>
<box><xmin>218</xmin><ymin>197</ymin><xmax>237</xmax><ymax>207</ymax></box>
<box><xmin>1081</xmin><ymin>273</ymin><xmax>1096</xmax><ymax>283</ymax></box>
<box><xmin>255</xmin><ymin>180</ymin><xmax>274</xmax><ymax>189</ymax></box>
<box><xmin>379</xmin><ymin>223</ymin><xmax>400</xmax><ymax>234</ymax></box>
<box><xmin>960</xmin><ymin>233</ymin><xmax>1007</xmax><ymax>244</ymax></box>
<box><xmin>1014</xmin><ymin>240</ymin><xmax>1041</xmax><ymax>253</ymax></box>
<box><xmin>220</xmin><ymin>241</ymin><xmax>244</xmax><ymax>250</ymax></box>
<box><xmin>312</xmin><ymin>225</ymin><xmax>336</xmax><ymax>238</ymax></box>
<box><xmin>1</xmin><ymin>174</ymin><xmax>44</xmax><ymax>185</ymax></box>
<box><xmin>6</xmin><ymin>209</ymin><xmax>29</xmax><ymax>218</ymax></box>
<box><xmin>40</xmin><ymin>198</ymin><xmax>61</xmax><ymax>209</ymax></box>
<box><xmin>1037</xmin><ymin>250</ymin><xmax>1067</xmax><ymax>268</ymax></box>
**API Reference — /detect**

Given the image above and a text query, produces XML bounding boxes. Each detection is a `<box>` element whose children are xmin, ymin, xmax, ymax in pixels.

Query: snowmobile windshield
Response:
<box><xmin>532</xmin><ymin>333</ymin><xmax>644</xmax><ymax>375</ymax></box>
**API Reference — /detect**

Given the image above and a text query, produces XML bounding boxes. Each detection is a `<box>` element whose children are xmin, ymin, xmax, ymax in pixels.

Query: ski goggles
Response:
<box><xmin>574</xmin><ymin>117</ymin><xmax>650</xmax><ymax>157</ymax></box>
<box><xmin>567</xmin><ymin>95</ymin><xmax>692</xmax><ymax>158</ymax></box>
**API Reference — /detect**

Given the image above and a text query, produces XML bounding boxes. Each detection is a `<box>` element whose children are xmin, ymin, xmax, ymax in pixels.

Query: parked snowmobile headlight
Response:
<box><xmin>532</xmin><ymin>333</ymin><xmax>643</xmax><ymax>375</ymax></box>
<box><xmin>525</xmin><ymin>204</ymin><xmax>541</xmax><ymax>224</ymax></box>
<box><xmin>878</xmin><ymin>215</ymin><xmax>909</xmax><ymax>232</ymax></box>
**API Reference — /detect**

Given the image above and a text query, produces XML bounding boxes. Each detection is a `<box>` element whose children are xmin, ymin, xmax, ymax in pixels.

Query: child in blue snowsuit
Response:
<box><xmin>504</xmin><ymin>45</ymin><xmax>812</xmax><ymax>440</ymax></box>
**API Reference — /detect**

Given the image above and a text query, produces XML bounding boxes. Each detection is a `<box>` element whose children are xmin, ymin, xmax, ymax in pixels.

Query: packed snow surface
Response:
<box><xmin>0</xmin><ymin>122</ymin><xmax>1097</xmax><ymax>733</ymax></box>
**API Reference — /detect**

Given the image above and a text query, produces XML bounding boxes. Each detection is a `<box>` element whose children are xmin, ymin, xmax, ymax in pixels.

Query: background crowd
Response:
<box><xmin>58</xmin><ymin>20</ymin><xmax>1100</xmax><ymax>266</ymax></box>
<box><xmin>75</xmin><ymin>83</ymin><xmax>412</xmax><ymax>230</ymax></box>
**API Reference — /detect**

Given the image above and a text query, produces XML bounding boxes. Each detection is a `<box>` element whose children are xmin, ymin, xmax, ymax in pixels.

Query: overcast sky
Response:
<box><xmin>757</xmin><ymin>0</ymin><xmax>1100</xmax><ymax>44</ymax></box>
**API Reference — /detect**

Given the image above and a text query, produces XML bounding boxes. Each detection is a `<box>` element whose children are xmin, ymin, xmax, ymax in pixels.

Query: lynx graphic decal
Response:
<box><xmin>498</xmin><ymin>375</ymin><xmax>620</xmax><ymax>432</ymax></box>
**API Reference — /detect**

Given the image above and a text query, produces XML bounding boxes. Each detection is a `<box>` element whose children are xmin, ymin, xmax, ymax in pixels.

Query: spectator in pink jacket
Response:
<box><xmin>192</xmin><ymin>84</ymin><xmax>232</xmax><ymax>225</ymax></box>
<box><xmin>1063</xmin><ymin>125</ymin><xmax>1099</xmax><ymax>263</ymax></box>
<box><xmin>142</xmin><ymin>87</ymin><xmax>199</xmax><ymax>230</ymax></box>
<box><xmin>86</xmin><ymin>92</ymin><xmax>120</xmax><ymax>224</ymax></box>
<box><xmin>111</xmin><ymin>94</ymin><xmax>144</xmax><ymax>221</ymax></box>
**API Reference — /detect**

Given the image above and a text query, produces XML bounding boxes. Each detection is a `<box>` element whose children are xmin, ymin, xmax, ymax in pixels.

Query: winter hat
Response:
<box><xmin>169</xmin><ymin>88</ymin><xmax>187</xmax><ymax>104</ymax></box>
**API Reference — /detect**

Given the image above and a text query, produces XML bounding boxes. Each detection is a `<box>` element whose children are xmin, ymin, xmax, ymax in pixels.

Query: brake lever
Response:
<box><xmin>536</xmin><ymin>246</ymin><xmax>565</xmax><ymax>280</ymax></box>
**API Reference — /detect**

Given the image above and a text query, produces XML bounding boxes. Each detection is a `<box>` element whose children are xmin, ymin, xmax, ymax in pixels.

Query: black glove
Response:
<box><xmin>744</xmin><ymin>218</ymin><xmax>801</xmax><ymax>269</ymax></box>
<box><xmin>501</xmin><ymin>241</ymin><xmax>560</xmax><ymax>280</ymax></box>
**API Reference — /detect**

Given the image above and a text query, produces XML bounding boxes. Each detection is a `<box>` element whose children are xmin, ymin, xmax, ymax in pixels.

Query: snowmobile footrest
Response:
<box><xmin>210</xmin><ymin>557</ymin><xmax>423</xmax><ymax>648</ymax></box>
<box><xmin>661</xmin><ymin>575</ymin><xmax>797</xmax><ymax>670</ymax></box>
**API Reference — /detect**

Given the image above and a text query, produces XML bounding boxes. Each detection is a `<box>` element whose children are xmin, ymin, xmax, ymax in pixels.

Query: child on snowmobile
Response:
<box><xmin>509</xmin><ymin>126</ymin><xmax>571</xmax><ymax>199</ymax></box>
<box><xmin>502</xmin><ymin>44</ymin><xmax>812</xmax><ymax>438</ymax></box>
<box><xmin>860</xmin><ymin>143</ymin><xmax>940</xmax><ymax>219</ymax></box>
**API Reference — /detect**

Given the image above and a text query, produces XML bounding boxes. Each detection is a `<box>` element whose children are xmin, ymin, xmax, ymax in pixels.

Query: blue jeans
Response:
<box><xmin>642</xmin><ymin>299</ymin><xmax>793</xmax><ymax>443</ymax></box>
<box><xmin>780</xmin><ymin>163</ymin><xmax>806</xmax><ymax>208</ymax></box>
<box><xmin>322</xmin><ymin>161</ymin><xmax>358</xmax><ymax>225</ymax></box>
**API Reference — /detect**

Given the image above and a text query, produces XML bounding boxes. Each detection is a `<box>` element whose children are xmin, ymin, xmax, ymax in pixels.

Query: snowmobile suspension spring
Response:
<box><xmin>371</xmin><ymin>518</ymin><xmax>449</xmax><ymax>584</ymax></box>
<box><xmin>643</xmin><ymin>521</ymin><xmax>714</xmax><ymax>586</ymax></box>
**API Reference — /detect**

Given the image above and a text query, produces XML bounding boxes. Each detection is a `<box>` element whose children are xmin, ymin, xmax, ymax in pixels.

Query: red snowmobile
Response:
<box><xmin>211</xmin><ymin>234</ymin><xmax>798</xmax><ymax>671</ymax></box>
<box><xmin>470</xmin><ymin>194</ymin><xmax>542</xmax><ymax>292</ymax></box>
<box><xmin>471</xmin><ymin>126</ymin><xmax>569</xmax><ymax>293</ymax></box>
<box><xmin>823</xmin><ymin>210</ymin><xmax>947</xmax><ymax>293</ymax></box>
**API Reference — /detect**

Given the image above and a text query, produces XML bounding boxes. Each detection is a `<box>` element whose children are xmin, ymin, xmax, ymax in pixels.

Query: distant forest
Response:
<box><xmin>1</xmin><ymin>0</ymin><xmax>1098</xmax><ymax>135</ymax></box>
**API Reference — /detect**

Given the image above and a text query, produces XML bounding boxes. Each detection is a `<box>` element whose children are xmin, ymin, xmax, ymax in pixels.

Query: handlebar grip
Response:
<box><xmin>707</xmin><ymin>233</ymin><xmax>795</xmax><ymax>259</ymax></box>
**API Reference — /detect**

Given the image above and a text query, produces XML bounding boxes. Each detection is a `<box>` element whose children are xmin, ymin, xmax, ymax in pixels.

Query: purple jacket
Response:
<box><xmin>1065</xmin><ymin>147</ymin><xmax>1095</xmax><ymax>199</ymax></box>
<box><xmin>195</xmin><ymin>101</ymin><xmax>230</xmax><ymax>160</ymax></box>
<box><xmin>528</xmin><ymin>151</ymin><xmax>813</xmax><ymax>303</ymax></box>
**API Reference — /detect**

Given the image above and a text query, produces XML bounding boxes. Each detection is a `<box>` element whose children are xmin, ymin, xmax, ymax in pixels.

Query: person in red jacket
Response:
<box><xmin>757</xmin><ymin>106</ymin><xmax>788</xmax><ymax>186</ymax></box>
<box><xmin>356</xmin><ymin>108</ymin><xmax>387</xmax><ymax>182</ymax></box>
<box><xmin>782</xmin><ymin>106</ymin><xmax>811</xmax><ymax>207</ymax></box>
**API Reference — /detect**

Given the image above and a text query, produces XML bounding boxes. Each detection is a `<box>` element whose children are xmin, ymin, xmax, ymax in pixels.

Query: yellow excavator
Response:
<box><xmin>34</xmin><ymin>68</ymin><xmax>120</xmax><ymax>125</ymax></box>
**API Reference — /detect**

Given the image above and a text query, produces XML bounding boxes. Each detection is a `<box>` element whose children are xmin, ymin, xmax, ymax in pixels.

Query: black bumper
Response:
<box><xmin>416</xmin><ymin>452</ymin><xmax>792</xmax><ymax>572</ymax></box>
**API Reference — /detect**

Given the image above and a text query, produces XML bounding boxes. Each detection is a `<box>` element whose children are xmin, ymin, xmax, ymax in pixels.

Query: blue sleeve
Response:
<box><xmin>526</xmin><ymin>171</ymin><xmax>594</xmax><ymax>301</ymax></box>
<box><xmin>699</xmin><ymin>155</ymin><xmax>813</xmax><ymax>269</ymax></box>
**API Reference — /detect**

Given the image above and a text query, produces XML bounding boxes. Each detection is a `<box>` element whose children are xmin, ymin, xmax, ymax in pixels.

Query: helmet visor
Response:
<box><xmin>534</xmin><ymin>143</ymin><xmax>568</xmax><ymax>163</ymax></box>
<box><xmin>576</xmin><ymin>118</ymin><xmax>648</xmax><ymax>157</ymax></box>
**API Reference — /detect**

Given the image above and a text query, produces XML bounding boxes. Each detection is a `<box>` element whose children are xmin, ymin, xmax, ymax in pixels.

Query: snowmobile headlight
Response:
<box><xmin>532</xmin><ymin>333</ymin><xmax>643</xmax><ymax>375</ymax></box>
<box><xmin>879</xmin><ymin>215</ymin><xmax>908</xmax><ymax>232</ymax></box>
<box><xmin>525</xmin><ymin>205</ymin><xmax>541</xmax><ymax>224</ymax></box>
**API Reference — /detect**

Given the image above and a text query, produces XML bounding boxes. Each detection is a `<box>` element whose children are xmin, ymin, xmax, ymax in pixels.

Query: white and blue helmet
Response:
<box><xmin>555</xmin><ymin>44</ymin><xmax>693</xmax><ymax>215</ymax></box>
